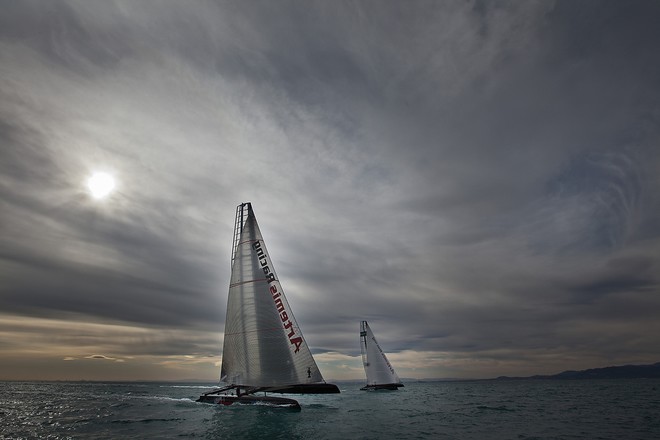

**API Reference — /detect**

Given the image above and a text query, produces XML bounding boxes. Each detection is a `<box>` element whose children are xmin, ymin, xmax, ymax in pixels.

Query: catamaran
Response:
<box><xmin>359</xmin><ymin>320</ymin><xmax>404</xmax><ymax>390</ymax></box>
<box><xmin>198</xmin><ymin>202</ymin><xmax>339</xmax><ymax>408</ymax></box>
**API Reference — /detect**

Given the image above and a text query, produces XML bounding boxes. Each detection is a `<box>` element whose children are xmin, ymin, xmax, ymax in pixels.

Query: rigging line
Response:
<box><xmin>229</xmin><ymin>278</ymin><xmax>275</xmax><ymax>288</ymax></box>
<box><xmin>237</xmin><ymin>238</ymin><xmax>259</xmax><ymax>246</ymax></box>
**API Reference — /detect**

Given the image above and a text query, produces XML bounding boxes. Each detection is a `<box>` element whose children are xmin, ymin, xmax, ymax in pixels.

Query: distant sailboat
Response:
<box><xmin>198</xmin><ymin>203</ymin><xmax>340</xmax><ymax>408</ymax></box>
<box><xmin>359</xmin><ymin>321</ymin><xmax>404</xmax><ymax>390</ymax></box>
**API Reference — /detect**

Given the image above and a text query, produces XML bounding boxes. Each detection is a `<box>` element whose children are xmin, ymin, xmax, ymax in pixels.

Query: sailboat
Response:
<box><xmin>198</xmin><ymin>202</ymin><xmax>340</xmax><ymax>408</ymax></box>
<box><xmin>359</xmin><ymin>321</ymin><xmax>404</xmax><ymax>390</ymax></box>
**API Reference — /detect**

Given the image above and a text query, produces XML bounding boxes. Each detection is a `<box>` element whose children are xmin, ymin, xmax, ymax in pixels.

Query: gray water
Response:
<box><xmin>1</xmin><ymin>379</ymin><xmax>659</xmax><ymax>439</ymax></box>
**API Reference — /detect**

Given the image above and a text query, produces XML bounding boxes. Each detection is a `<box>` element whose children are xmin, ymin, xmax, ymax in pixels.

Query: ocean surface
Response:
<box><xmin>1</xmin><ymin>379</ymin><xmax>659</xmax><ymax>439</ymax></box>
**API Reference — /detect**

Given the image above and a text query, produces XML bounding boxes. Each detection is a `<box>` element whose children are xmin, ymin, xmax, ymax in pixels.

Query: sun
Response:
<box><xmin>87</xmin><ymin>172</ymin><xmax>116</xmax><ymax>199</ymax></box>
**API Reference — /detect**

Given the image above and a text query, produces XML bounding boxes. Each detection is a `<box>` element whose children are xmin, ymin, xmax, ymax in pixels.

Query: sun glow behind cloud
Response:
<box><xmin>86</xmin><ymin>172</ymin><xmax>116</xmax><ymax>199</ymax></box>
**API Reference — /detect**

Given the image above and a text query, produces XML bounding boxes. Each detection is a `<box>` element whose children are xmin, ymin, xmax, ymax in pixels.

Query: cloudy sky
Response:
<box><xmin>1</xmin><ymin>0</ymin><xmax>659</xmax><ymax>382</ymax></box>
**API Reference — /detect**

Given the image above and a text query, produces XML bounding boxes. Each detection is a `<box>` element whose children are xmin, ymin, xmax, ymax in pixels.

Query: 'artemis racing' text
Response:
<box><xmin>253</xmin><ymin>240</ymin><xmax>303</xmax><ymax>353</ymax></box>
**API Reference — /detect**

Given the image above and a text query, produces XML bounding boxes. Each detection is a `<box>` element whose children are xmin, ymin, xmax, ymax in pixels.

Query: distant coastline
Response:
<box><xmin>494</xmin><ymin>362</ymin><xmax>660</xmax><ymax>381</ymax></box>
<box><xmin>3</xmin><ymin>362</ymin><xmax>659</xmax><ymax>383</ymax></box>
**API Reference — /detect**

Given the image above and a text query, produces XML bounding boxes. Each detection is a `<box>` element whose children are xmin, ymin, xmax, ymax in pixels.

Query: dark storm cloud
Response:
<box><xmin>1</xmin><ymin>0</ymin><xmax>660</xmax><ymax>379</ymax></box>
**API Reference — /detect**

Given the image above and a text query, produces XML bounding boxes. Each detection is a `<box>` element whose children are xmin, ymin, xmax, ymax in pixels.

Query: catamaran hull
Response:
<box><xmin>196</xmin><ymin>394</ymin><xmax>301</xmax><ymax>409</ymax></box>
<box><xmin>360</xmin><ymin>383</ymin><xmax>405</xmax><ymax>391</ymax></box>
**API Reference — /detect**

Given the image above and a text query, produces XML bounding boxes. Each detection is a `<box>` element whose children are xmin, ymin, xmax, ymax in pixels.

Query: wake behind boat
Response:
<box><xmin>198</xmin><ymin>202</ymin><xmax>340</xmax><ymax>408</ymax></box>
<box><xmin>359</xmin><ymin>320</ymin><xmax>404</xmax><ymax>390</ymax></box>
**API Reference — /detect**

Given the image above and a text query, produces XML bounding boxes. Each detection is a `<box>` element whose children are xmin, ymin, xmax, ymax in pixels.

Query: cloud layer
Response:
<box><xmin>1</xmin><ymin>0</ymin><xmax>660</xmax><ymax>381</ymax></box>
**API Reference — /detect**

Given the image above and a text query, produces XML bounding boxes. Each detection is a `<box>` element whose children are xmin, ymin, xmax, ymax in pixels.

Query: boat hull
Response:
<box><xmin>196</xmin><ymin>394</ymin><xmax>301</xmax><ymax>409</ymax></box>
<box><xmin>360</xmin><ymin>383</ymin><xmax>404</xmax><ymax>391</ymax></box>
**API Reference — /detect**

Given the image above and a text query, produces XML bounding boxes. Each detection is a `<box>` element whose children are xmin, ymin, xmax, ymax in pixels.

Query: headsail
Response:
<box><xmin>220</xmin><ymin>203</ymin><xmax>324</xmax><ymax>387</ymax></box>
<box><xmin>360</xmin><ymin>320</ymin><xmax>403</xmax><ymax>390</ymax></box>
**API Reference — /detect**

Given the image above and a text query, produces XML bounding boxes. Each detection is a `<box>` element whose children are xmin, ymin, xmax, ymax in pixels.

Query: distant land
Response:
<box><xmin>494</xmin><ymin>362</ymin><xmax>660</xmax><ymax>381</ymax></box>
<box><xmin>24</xmin><ymin>362</ymin><xmax>657</xmax><ymax>384</ymax></box>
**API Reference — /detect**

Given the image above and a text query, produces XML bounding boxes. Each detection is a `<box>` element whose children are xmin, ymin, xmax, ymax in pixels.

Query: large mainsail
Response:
<box><xmin>220</xmin><ymin>203</ymin><xmax>323</xmax><ymax>387</ymax></box>
<box><xmin>360</xmin><ymin>321</ymin><xmax>403</xmax><ymax>389</ymax></box>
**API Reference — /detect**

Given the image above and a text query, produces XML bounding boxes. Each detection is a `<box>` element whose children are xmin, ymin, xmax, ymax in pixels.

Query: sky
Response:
<box><xmin>1</xmin><ymin>0</ymin><xmax>660</xmax><ymax>382</ymax></box>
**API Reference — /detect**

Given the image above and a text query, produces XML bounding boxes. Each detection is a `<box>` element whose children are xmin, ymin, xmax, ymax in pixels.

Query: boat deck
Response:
<box><xmin>197</xmin><ymin>393</ymin><xmax>301</xmax><ymax>409</ymax></box>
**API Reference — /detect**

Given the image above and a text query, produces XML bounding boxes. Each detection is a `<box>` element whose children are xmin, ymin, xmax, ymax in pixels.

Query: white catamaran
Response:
<box><xmin>359</xmin><ymin>320</ymin><xmax>404</xmax><ymax>390</ymax></box>
<box><xmin>198</xmin><ymin>202</ymin><xmax>339</xmax><ymax>408</ymax></box>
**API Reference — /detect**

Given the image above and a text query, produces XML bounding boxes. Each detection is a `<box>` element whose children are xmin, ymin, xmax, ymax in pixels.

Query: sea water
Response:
<box><xmin>1</xmin><ymin>379</ymin><xmax>659</xmax><ymax>439</ymax></box>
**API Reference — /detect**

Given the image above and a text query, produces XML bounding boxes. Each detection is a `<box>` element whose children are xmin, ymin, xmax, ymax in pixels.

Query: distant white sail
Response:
<box><xmin>360</xmin><ymin>321</ymin><xmax>403</xmax><ymax>390</ymax></box>
<box><xmin>220</xmin><ymin>203</ymin><xmax>323</xmax><ymax>387</ymax></box>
